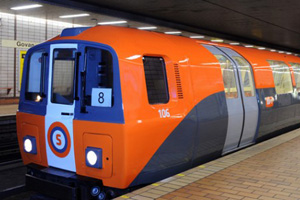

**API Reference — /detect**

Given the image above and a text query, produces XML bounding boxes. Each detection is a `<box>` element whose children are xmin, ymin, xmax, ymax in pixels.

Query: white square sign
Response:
<box><xmin>91</xmin><ymin>88</ymin><xmax>112</xmax><ymax>107</ymax></box>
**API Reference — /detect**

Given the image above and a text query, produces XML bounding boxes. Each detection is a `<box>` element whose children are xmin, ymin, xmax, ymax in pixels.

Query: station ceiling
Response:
<box><xmin>37</xmin><ymin>0</ymin><xmax>300</xmax><ymax>53</ymax></box>
<box><xmin>1</xmin><ymin>0</ymin><xmax>300</xmax><ymax>54</ymax></box>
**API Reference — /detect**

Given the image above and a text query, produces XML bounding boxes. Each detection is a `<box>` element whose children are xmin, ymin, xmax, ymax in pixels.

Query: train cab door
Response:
<box><xmin>45</xmin><ymin>44</ymin><xmax>79</xmax><ymax>172</ymax></box>
<box><xmin>202</xmin><ymin>44</ymin><xmax>244</xmax><ymax>153</ymax></box>
<box><xmin>218</xmin><ymin>47</ymin><xmax>259</xmax><ymax>148</ymax></box>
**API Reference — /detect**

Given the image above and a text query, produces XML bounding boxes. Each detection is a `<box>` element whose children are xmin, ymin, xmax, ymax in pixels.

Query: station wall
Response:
<box><xmin>0</xmin><ymin>12</ymin><xmax>78</xmax><ymax>98</ymax></box>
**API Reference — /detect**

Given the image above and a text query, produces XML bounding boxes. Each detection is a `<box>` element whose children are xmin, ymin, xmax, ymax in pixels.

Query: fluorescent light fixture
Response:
<box><xmin>165</xmin><ymin>31</ymin><xmax>182</xmax><ymax>34</ymax></box>
<box><xmin>279</xmin><ymin>51</ymin><xmax>284</xmax><ymax>53</ymax></box>
<box><xmin>11</xmin><ymin>4</ymin><xmax>42</xmax><ymax>10</ymax></box>
<box><xmin>190</xmin><ymin>35</ymin><xmax>204</xmax><ymax>39</ymax></box>
<box><xmin>271</xmin><ymin>49</ymin><xmax>276</xmax><ymax>52</ymax></box>
<box><xmin>245</xmin><ymin>45</ymin><xmax>254</xmax><ymax>48</ymax></box>
<box><xmin>59</xmin><ymin>13</ymin><xmax>90</xmax><ymax>18</ymax></box>
<box><xmin>286</xmin><ymin>52</ymin><xmax>292</xmax><ymax>55</ymax></box>
<box><xmin>137</xmin><ymin>26</ymin><xmax>157</xmax><ymax>30</ymax></box>
<box><xmin>295</xmin><ymin>54</ymin><xmax>298</xmax><ymax>56</ymax></box>
<box><xmin>230</xmin><ymin>42</ymin><xmax>240</xmax><ymax>45</ymax></box>
<box><xmin>98</xmin><ymin>20</ymin><xmax>127</xmax><ymax>25</ymax></box>
<box><xmin>258</xmin><ymin>47</ymin><xmax>265</xmax><ymax>50</ymax></box>
<box><xmin>211</xmin><ymin>39</ymin><xmax>224</xmax><ymax>43</ymax></box>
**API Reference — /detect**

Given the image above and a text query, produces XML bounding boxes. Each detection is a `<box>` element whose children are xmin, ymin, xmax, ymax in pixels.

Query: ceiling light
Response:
<box><xmin>245</xmin><ymin>45</ymin><xmax>254</xmax><ymax>48</ymax></box>
<box><xmin>137</xmin><ymin>26</ymin><xmax>157</xmax><ymax>30</ymax></box>
<box><xmin>98</xmin><ymin>20</ymin><xmax>127</xmax><ymax>25</ymax></box>
<box><xmin>286</xmin><ymin>52</ymin><xmax>292</xmax><ymax>55</ymax></box>
<box><xmin>190</xmin><ymin>35</ymin><xmax>204</xmax><ymax>39</ymax></box>
<box><xmin>59</xmin><ymin>13</ymin><xmax>90</xmax><ymax>18</ymax></box>
<box><xmin>258</xmin><ymin>47</ymin><xmax>265</xmax><ymax>50</ymax></box>
<box><xmin>165</xmin><ymin>31</ymin><xmax>182</xmax><ymax>34</ymax></box>
<box><xmin>11</xmin><ymin>4</ymin><xmax>42</xmax><ymax>10</ymax></box>
<box><xmin>271</xmin><ymin>49</ymin><xmax>276</xmax><ymax>52</ymax></box>
<box><xmin>230</xmin><ymin>42</ymin><xmax>240</xmax><ymax>45</ymax></box>
<box><xmin>279</xmin><ymin>51</ymin><xmax>284</xmax><ymax>53</ymax></box>
<box><xmin>211</xmin><ymin>39</ymin><xmax>224</xmax><ymax>43</ymax></box>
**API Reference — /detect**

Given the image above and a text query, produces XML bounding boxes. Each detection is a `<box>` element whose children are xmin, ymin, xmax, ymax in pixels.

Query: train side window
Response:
<box><xmin>267</xmin><ymin>60</ymin><xmax>293</xmax><ymax>94</ymax></box>
<box><xmin>289</xmin><ymin>62</ymin><xmax>300</xmax><ymax>92</ymax></box>
<box><xmin>25</xmin><ymin>50</ymin><xmax>44</xmax><ymax>101</ymax></box>
<box><xmin>214</xmin><ymin>55</ymin><xmax>238</xmax><ymax>99</ymax></box>
<box><xmin>232</xmin><ymin>56</ymin><xmax>255</xmax><ymax>97</ymax></box>
<box><xmin>84</xmin><ymin>47</ymin><xmax>113</xmax><ymax>106</ymax></box>
<box><xmin>143</xmin><ymin>56</ymin><xmax>169</xmax><ymax>104</ymax></box>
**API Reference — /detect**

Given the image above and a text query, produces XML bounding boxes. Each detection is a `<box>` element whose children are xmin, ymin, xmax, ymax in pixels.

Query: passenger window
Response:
<box><xmin>267</xmin><ymin>60</ymin><xmax>293</xmax><ymax>94</ymax></box>
<box><xmin>232</xmin><ymin>56</ymin><xmax>255</xmax><ymax>97</ymax></box>
<box><xmin>289</xmin><ymin>62</ymin><xmax>300</xmax><ymax>92</ymax></box>
<box><xmin>214</xmin><ymin>55</ymin><xmax>238</xmax><ymax>99</ymax></box>
<box><xmin>84</xmin><ymin>47</ymin><xmax>113</xmax><ymax>106</ymax></box>
<box><xmin>143</xmin><ymin>56</ymin><xmax>169</xmax><ymax>104</ymax></box>
<box><xmin>25</xmin><ymin>50</ymin><xmax>44</xmax><ymax>101</ymax></box>
<box><xmin>51</xmin><ymin>49</ymin><xmax>75</xmax><ymax>105</ymax></box>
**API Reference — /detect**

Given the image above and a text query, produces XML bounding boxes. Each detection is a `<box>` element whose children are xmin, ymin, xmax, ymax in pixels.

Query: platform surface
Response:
<box><xmin>116</xmin><ymin>128</ymin><xmax>300</xmax><ymax>200</ymax></box>
<box><xmin>0</xmin><ymin>104</ymin><xmax>18</xmax><ymax>116</ymax></box>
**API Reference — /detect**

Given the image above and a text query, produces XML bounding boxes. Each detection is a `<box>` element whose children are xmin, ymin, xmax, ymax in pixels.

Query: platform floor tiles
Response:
<box><xmin>0</xmin><ymin>104</ymin><xmax>18</xmax><ymax>116</ymax></box>
<box><xmin>116</xmin><ymin>128</ymin><xmax>300</xmax><ymax>200</ymax></box>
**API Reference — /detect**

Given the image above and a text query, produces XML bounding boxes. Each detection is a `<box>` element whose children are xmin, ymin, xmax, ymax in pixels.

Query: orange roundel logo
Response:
<box><xmin>47</xmin><ymin>122</ymin><xmax>71</xmax><ymax>158</ymax></box>
<box><xmin>265</xmin><ymin>96</ymin><xmax>274</xmax><ymax>108</ymax></box>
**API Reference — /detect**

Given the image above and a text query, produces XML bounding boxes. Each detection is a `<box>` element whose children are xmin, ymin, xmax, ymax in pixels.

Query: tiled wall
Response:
<box><xmin>0</xmin><ymin>12</ymin><xmax>76</xmax><ymax>98</ymax></box>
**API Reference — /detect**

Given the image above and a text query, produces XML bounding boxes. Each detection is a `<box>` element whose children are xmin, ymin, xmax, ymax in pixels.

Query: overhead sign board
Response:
<box><xmin>1</xmin><ymin>39</ymin><xmax>40</xmax><ymax>49</ymax></box>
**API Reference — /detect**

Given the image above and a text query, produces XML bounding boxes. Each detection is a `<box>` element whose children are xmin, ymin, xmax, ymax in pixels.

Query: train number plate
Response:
<box><xmin>91</xmin><ymin>88</ymin><xmax>112</xmax><ymax>107</ymax></box>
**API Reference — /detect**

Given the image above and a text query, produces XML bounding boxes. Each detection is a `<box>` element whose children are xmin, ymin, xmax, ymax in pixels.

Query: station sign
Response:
<box><xmin>1</xmin><ymin>39</ymin><xmax>40</xmax><ymax>49</ymax></box>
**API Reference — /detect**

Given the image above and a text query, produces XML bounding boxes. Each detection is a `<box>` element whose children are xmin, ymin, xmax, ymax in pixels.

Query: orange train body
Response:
<box><xmin>17</xmin><ymin>26</ymin><xmax>300</xmax><ymax>199</ymax></box>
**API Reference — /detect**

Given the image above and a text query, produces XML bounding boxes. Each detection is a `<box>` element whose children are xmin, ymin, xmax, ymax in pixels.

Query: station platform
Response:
<box><xmin>0</xmin><ymin>104</ymin><xmax>18</xmax><ymax>117</ymax></box>
<box><xmin>116</xmin><ymin>128</ymin><xmax>300</xmax><ymax>200</ymax></box>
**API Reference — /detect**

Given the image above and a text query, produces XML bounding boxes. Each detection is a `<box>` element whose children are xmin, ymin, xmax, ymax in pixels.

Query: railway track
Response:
<box><xmin>0</xmin><ymin>115</ymin><xmax>21</xmax><ymax>163</ymax></box>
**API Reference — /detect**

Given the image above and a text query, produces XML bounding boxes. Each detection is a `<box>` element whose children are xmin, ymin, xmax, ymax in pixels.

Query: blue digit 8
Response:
<box><xmin>98</xmin><ymin>92</ymin><xmax>104</xmax><ymax>104</ymax></box>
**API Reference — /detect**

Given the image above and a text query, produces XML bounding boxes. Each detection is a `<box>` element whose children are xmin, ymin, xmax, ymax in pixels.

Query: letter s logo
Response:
<box><xmin>56</xmin><ymin>134</ymin><xmax>62</xmax><ymax>146</ymax></box>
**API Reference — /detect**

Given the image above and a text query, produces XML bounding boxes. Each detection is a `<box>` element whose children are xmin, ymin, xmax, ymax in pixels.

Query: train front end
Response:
<box><xmin>17</xmin><ymin>27</ymin><xmax>125</xmax><ymax>199</ymax></box>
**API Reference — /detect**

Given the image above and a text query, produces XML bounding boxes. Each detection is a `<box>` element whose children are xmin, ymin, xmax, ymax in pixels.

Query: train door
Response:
<box><xmin>202</xmin><ymin>44</ymin><xmax>244</xmax><ymax>153</ymax></box>
<box><xmin>218</xmin><ymin>47</ymin><xmax>259</xmax><ymax>148</ymax></box>
<box><xmin>45</xmin><ymin>44</ymin><xmax>79</xmax><ymax>172</ymax></box>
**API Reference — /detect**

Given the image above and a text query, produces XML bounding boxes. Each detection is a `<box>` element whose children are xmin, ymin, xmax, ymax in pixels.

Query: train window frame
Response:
<box><xmin>83</xmin><ymin>47</ymin><xmax>114</xmax><ymax>108</ymax></box>
<box><xmin>289</xmin><ymin>62</ymin><xmax>300</xmax><ymax>92</ymax></box>
<box><xmin>25</xmin><ymin>49</ymin><xmax>46</xmax><ymax>101</ymax></box>
<box><xmin>214</xmin><ymin>54</ymin><xmax>239</xmax><ymax>99</ymax></box>
<box><xmin>232</xmin><ymin>56</ymin><xmax>256</xmax><ymax>97</ymax></box>
<box><xmin>51</xmin><ymin>48</ymin><xmax>76</xmax><ymax>105</ymax></box>
<box><xmin>267</xmin><ymin>60</ymin><xmax>293</xmax><ymax>95</ymax></box>
<box><xmin>143</xmin><ymin>56</ymin><xmax>169</xmax><ymax>105</ymax></box>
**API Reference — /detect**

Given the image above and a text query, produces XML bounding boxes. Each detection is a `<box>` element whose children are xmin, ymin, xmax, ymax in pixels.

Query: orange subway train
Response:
<box><xmin>17</xmin><ymin>26</ymin><xmax>300</xmax><ymax>199</ymax></box>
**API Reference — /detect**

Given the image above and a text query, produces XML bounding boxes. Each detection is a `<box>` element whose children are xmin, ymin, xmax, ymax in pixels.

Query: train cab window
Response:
<box><xmin>214</xmin><ymin>55</ymin><xmax>238</xmax><ymax>99</ymax></box>
<box><xmin>232</xmin><ymin>56</ymin><xmax>255</xmax><ymax>97</ymax></box>
<box><xmin>51</xmin><ymin>49</ymin><xmax>76</xmax><ymax>105</ymax></box>
<box><xmin>289</xmin><ymin>62</ymin><xmax>300</xmax><ymax>92</ymax></box>
<box><xmin>84</xmin><ymin>47</ymin><xmax>113</xmax><ymax>106</ymax></box>
<box><xmin>143</xmin><ymin>56</ymin><xmax>169</xmax><ymax>104</ymax></box>
<box><xmin>25</xmin><ymin>50</ymin><xmax>45</xmax><ymax>101</ymax></box>
<box><xmin>267</xmin><ymin>60</ymin><xmax>293</xmax><ymax>94</ymax></box>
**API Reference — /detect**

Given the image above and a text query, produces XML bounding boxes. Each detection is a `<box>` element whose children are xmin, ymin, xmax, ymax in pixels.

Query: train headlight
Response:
<box><xmin>23</xmin><ymin>136</ymin><xmax>37</xmax><ymax>154</ymax></box>
<box><xmin>85</xmin><ymin>147</ymin><xmax>102</xmax><ymax>169</ymax></box>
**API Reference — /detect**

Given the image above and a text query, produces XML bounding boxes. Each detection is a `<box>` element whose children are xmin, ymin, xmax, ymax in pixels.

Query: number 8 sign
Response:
<box><xmin>92</xmin><ymin>88</ymin><xmax>112</xmax><ymax>107</ymax></box>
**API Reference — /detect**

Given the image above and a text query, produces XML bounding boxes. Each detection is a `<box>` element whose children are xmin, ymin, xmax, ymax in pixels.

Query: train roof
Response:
<box><xmin>51</xmin><ymin>26</ymin><xmax>300</xmax><ymax>64</ymax></box>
